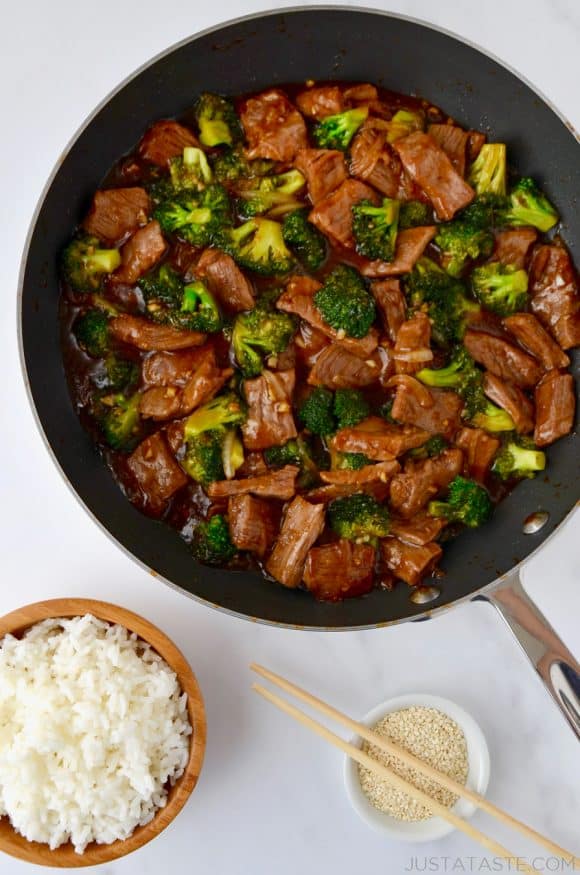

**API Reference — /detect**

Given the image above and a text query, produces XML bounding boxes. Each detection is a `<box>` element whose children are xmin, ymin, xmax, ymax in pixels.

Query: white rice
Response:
<box><xmin>0</xmin><ymin>614</ymin><xmax>192</xmax><ymax>853</ymax></box>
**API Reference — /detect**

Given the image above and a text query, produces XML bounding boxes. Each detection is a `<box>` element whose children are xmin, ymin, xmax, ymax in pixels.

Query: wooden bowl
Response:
<box><xmin>0</xmin><ymin>598</ymin><xmax>206</xmax><ymax>868</ymax></box>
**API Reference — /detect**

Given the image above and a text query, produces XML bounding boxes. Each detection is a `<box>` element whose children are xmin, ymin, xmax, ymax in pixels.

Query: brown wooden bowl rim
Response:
<box><xmin>0</xmin><ymin>598</ymin><xmax>206</xmax><ymax>868</ymax></box>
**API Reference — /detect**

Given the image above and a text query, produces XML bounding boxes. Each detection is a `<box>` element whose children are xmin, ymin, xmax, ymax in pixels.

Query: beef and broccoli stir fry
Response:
<box><xmin>60</xmin><ymin>81</ymin><xmax>578</xmax><ymax>601</ymax></box>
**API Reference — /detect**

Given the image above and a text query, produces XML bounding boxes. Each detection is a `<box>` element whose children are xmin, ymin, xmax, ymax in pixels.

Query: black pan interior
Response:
<box><xmin>20</xmin><ymin>8</ymin><xmax>580</xmax><ymax>628</ymax></box>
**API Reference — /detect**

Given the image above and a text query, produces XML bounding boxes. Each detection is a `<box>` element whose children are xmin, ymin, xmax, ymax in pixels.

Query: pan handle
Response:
<box><xmin>476</xmin><ymin>569</ymin><xmax>580</xmax><ymax>740</ymax></box>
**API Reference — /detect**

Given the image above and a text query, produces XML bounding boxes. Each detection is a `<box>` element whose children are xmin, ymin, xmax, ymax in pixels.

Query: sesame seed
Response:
<box><xmin>357</xmin><ymin>706</ymin><xmax>468</xmax><ymax>822</ymax></box>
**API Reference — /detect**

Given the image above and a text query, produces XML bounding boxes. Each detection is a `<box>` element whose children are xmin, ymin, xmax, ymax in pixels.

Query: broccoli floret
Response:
<box><xmin>154</xmin><ymin>184</ymin><xmax>231</xmax><ymax>246</ymax></box>
<box><xmin>264</xmin><ymin>436</ymin><xmax>318</xmax><ymax>487</ymax></box>
<box><xmin>236</xmin><ymin>170</ymin><xmax>305</xmax><ymax>218</ymax></box>
<box><xmin>282</xmin><ymin>208</ymin><xmax>327</xmax><ymax>271</ymax></box>
<box><xmin>195</xmin><ymin>93</ymin><xmax>242</xmax><ymax>147</ymax></box>
<box><xmin>328</xmin><ymin>493</ymin><xmax>390</xmax><ymax>545</ymax></box>
<box><xmin>352</xmin><ymin>198</ymin><xmax>400</xmax><ymax>261</ymax></box>
<box><xmin>491</xmin><ymin>436</ymin><xmax>546</xmax><ymax>481</ymax></box>
<box><xmin>232</xmin><ymin>296</ymin><xmax>296</xmax><ymax>376</ymax></box>
<box><xmin>98</xmin><ymin>392</ymin><xmax>141</xmax><ymax>452</ymax></box>
<box><xmin>428</xmin><ymin>475</ymin><xmax>493</xmax><ymax>528</ymax></box>
<box><xmin>333</xmin><ymin>389</ymin><xmax>369</xmax><ymax>429</ymax></box>
<box><xmin>182</xmin><ymin>393</ymin><xmax>246</xmax><ymax>485</ymax></box>
<box><xmin>500</xmin><ymin>177</ymin><xmax>559</xmax><ymax>232</ymax></box>
<box><xmin>314</xmin><ymin>265</ymin><xmax>376</xmax><ymax>339</ymax></box>
<box><xmin>468</xmin><ymin>144</ymin><xmax>507</xmax><ymax>196</ymax></box>
<box><xmin>416</xmin><ymin>346</ymin><xmax>481</xmax><ymax>393</ymax></box>
<box><xmin>299</xmin><ymin>387</ymin><xmax>335</xmax><ymax>436</ymax></box>
<box><xmin>312</xmin><ymin>107</ymin><xmax>368</xmax><ymax>151</ymax></box>
<box><xmin>211</xmin><ymin>146</ymin><xmax>273</xmax><ymax>183</ymax></box>
<box><xmin>406</xmin><ymin>258</ymin><xmax>481</xmax><ymax>345</ymax></box>
<box><xmin>470</xmin><ymin>262</ymin><xmax>528</xmax><ymax>316</ymax></box>
<box><xmin>191</xmin><ymin>514</ymin><xmax>237</xmax><ymax>565</ymax></box>
<box><xmin>62</xmin><ymin>234</ymin><xmax>121</xmax><ymax>293</ymax></box>
<box><xmin>399</xmin><ymin>200</ymin><xmax>432</xmax><ymax>230</ymax></box>
<box><xmin>409</xmin><ymin>435</ymin><xmax>449</xmax><ymax>460</ymax></box>
<box><xmin>184</xmin><ymin>392</ymin><xmax>246</xmax><ymax>440</ymax></box>
<box><xmin>387</xmin><ymin>108</ymin><xmax>424</xmax><ymax>143</ymax></box>
<box><xmin>471</xmin><ymin>402</ymin><xmax>515</xmax><ymax>432</ymax></box>
<box><xmin>73</xmin><ymin>309</ymin><xmax>110</xmax><ymax>357</ymax></box>
<box><xmin>435</xmin><ymin>203</ymin><xmax>495</xmax><ymax>277</ymax></box>
<box><xmin>180</xmin><ymin>280</ymin><xmax>221</xmax><ymax>332</ymax></box>
<box><xmin>168</xmin><ymin>146</ymin><xmax>213</xmax><ymax>192</ymax></box>
<box><xmin>101</xmin><ymin>355</ymin><xmax>139</xmax><ymax>392</ymax></box>
<box><xmin>141</xmin><ymin>266</ymin><xmax>221</xmax><ymax>333</ymax></box>
<box><xmin>182</xmin><ymin>430</ymin><xmax>225</xmax><ymax>485</ymax></box>
<box><xmin>218</xmin><ymin>218</ymin><xmax>295</xmax><ymax>275</ymax></box>
<box><xmin>140</xmin><ymin>263</ymin><xmax>184</xmax><ymax>306</ymax></box>
<box><xmin>333</xmin><ymin>452</ymin><xmax>370</xmax><ymax>470</ymax></box>
<box><xmin>417</xmin><ymin>348</ymin><xmax>513</xmax><ymax>428</ymax></box>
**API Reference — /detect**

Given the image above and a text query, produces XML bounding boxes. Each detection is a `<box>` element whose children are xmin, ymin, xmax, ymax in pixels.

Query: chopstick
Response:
<box><xmin>251</xmin><ymin>663</ymin><xmax>578</xmax><ymax>869</ymax></box>
<box><xmin>252</xmin><ymin>682</ymin><xmax>533</xmax><ymax>871</ymax></box>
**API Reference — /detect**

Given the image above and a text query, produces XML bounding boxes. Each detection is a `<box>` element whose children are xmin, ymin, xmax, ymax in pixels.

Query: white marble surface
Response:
<box><xmin>1</xmin><ymin>1</ymin><xmax>579</xmax><ymax>872</ymax></box>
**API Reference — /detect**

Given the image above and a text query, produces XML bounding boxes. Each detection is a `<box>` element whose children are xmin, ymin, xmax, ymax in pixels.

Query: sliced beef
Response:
<box><xmin>320</xmin><ymin>460</ymin><xmax>400</xmax><ymax>487</ymax></box>
<box><xmin>114</xmin><ymin>220</ymin><xmax>166</xmax><ymax>284</ymax></box>
<box><xmin>138</xmin><ymin>120</ymin><xmax>199</xmax><ymax>166</ymax></box>
<box><xmin>534</xmin><ymin>370</ymin><xmax>575</xmax><ymax>447</ymax></box>
<box><xmin>343</xmin><ymin>83</ymin><xmax>379</xmax><ymax>104</ymax></box>
<box><xmin>306</xmin><ymin>481</ymin><xmax>391</xmax><ymax>505</ymax></box>
<box><xmin>463</xmin><ymin>329</ymin><xmax>543</xmax><ymax>389</ymax></box>
<box><xmin>393</xmin><ymin>312</ymin><xmax>433</xmax><ymax>375</ymax></box>
<box><xmin>294</xmin><ymin>149</ymin><xmax>348</xmax><ymax>204</ymax></box>
<box><xmin>83</xmin><ymin>187</ymin><xmax>150</xmax><ymax>244</ymax></box>
<box><xmin>227</xmin><ymin>494</ymin><xmax>277</xmax><ymax>558</ymax></box>
<box><xmin>467</xmin><ymin>130</ymin><xmax>486</xmax><ymax>162</ymax></box>
<box><xmin>371</xmin><ymin>279</ymin><xmax>407</xmax><ymax>342</ymax></box>
<box><xmin>493</xmin><ymin>228</ymin><xmax>538</xmax><ymax>270</ymax></box>
<box><xmin>140</xmin><ymin>347</ymin><xmax>230</xmax><ymax>420</ymax></box>
<box><xmin>392</xmin><ymin>382</ymin><xmax>463</xmax><ymax>438</ymax></box>
<box><xmin>390</xmin><ymin>513</ymin><xmax>446</xmax><ymax>546</ymax></box>
<box><xmin>482</xmin><ymin>372</ymin><xmax>534</xmax><ymax>434</ymax></box>
<box><xmin>389</xmin><ymin>448</ymin><xmax>464</xmax><ymax>518</ymax></box>
<box><xmin>303</xmin><ymin>540</ymin><xmax>375</xmax><ymax>601</ymax></box>
<box><xmin>393</xmin><ymin>132</ymin><xmax>475</xmax><ymax>220</ymax></box>
<box><xmin>307</xmin><ymin>344</ymin><xmax>380</xmax><ymax>389</ymax></box>
<box><xmin>502</xmin><ymin>313</ymin><xmax>570</xmax><ymax>370</ymax></box>
<box><xmin>529</xmin><ymin>244</ymin><xmax>580</xmax><ymax>350</ymax></box>
<box><xmin>242</xmin><ymin>369</ymin><xmax>297</xmax><ymax>450</ymax></box>
<box><xmin>142</xmin><ymin>347</ymin><xmax>208</xmax><ymax>387</ymax></box>
<box><xmin>110</xmin><ymin>315</ymin><xmax>206</xmax><ymax>351</ymax></box>
<box><xmin>380</xmin><ymin>538</ymin><xmax>442</xmax><ymax>586</ymax></box>
<box><xmin>127</xmin><ymin>432</ymin><xmax>187</xmax><ymax>515</ymax></box>
<box><xmin>240</xmin><ymin>89</ymin><xmax>308</xmax><ymax>161</ymax></box>
<box><xmin>427</xmin><ymin>124</ymin><xmax>469</xmax><ymax>176</ymax></box>
<box><xmin>309</xmin><ymin>178</ymin><xmax>378</xmax><ymax>249</ymax></box>
<box><xmin>296</xmin><ymin>85</ymin><xmax>344</xmax><ymax>119</ymax></box>
<box><xmin>237</xmin><ymin>451</ymin><xmax>269</xmax><ymax>478</ymax></box>
<box><xmin>265</xmin><ymin>496</ymin><xmax>326</xmax><ymax>588</ymax></box>
<box><xmin>180</xmin><ymin>356</ymin><xmax>232</xmax><ymax>415</ymax></box>
<box><xmin>207</xmin><ymin>465</ymin><xmax>299</xmax><ymax>501</ymax></box>
<box><xmin>455</xmin><ymin>427</ymin><xmax>500</xmax><ymax>482</ymax></box>
<box><xmin>139</xmin><ymin>387</ymin><xmax>182</xmax><ymax>421</ymax></box>
<box><xmin>350</xmin><ymin>119</ymin><xmax>403</xmax><ymax>197</ymax></box>
<box><xmin>331</xmin><ymin>416</ymin><xmax>429</xmax><ymax>460</ymax></box>
<box><xmin>357</xmin><ymin>226</ymin><xmax>437</xmax><ymax>277</ymax></box>
<box><xmin>277</xmin><ymin>275</ymin><xmax>378</xmax><ymax>357</ymax></box>
<box><xmin>197</xmin><ymin>248</ymin><xmax>254</xmax><ymax>313</ymax></box>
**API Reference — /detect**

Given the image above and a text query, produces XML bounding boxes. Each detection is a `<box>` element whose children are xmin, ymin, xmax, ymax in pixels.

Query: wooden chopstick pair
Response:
<box><xmin>250</xmin><ymin>663</ymin><xmax>578</xmax><ymax>872</ymax></box>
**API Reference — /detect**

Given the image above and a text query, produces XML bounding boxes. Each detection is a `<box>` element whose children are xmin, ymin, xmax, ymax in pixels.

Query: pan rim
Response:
<box><xmin>16</xmin><ymin>4</ymin><xmax>580</xmax><ymax>631</ymax></box>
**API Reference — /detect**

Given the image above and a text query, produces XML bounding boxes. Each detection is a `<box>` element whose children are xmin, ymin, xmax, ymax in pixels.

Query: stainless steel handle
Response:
<box><xmin>476</xmin><ymin>568</ymin><xmax>580</xmax><ymax>740</ymax></box>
